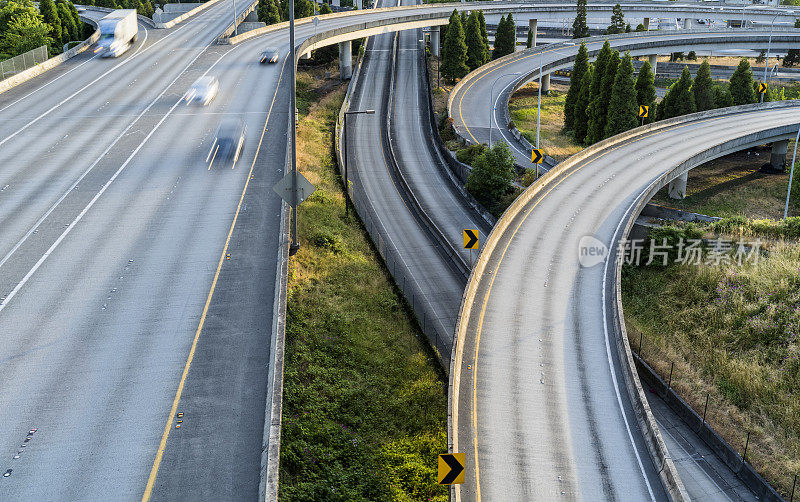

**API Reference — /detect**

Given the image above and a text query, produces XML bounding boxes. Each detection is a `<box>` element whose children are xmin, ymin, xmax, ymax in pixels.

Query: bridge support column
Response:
<box><xmin>339</xmin><ymin>41</ymin><xmax>352</xmax><ymax>79</ymax></box>
<box><xmin>643</xmin><ymin>17</ymin><xmax>650</xmax><ymax>31</ymax></box>
<box><xmin>430</xmin><ymin>26</ymin><xmax>440</xmax><ymax>57</ymax></box>
<box><xmin>668</xmin><ymin>171</ymin><xmax>688</xmax><ymax>199</ymax></box>
<box><xmin>541</xmin><ymin>73</ymin><xmax>550</xmax><ymax>94</ymax></box>
<box><xmin>648</xmin><ymin>54</ymin><xmax>657</xmax><ymax>76</ymax></box>
<box><xmin>356</xmin><ymin>0</ymin><xmax>362</xmax><ymax>9</ymax></box>
<box><xmin>771</xmin><ymin>140</ymin><xmax>789</xmax><ymax>170</ymax></box>
<box><xmin>332</xmin><ymin>0</ymin><xmax>340</xmax><ymax>6</ymax></box>
<box><xmin>683</xmin><ymin>18</ymin><xmax>692</xmax><ymax>29</ymax></box>
<box><xmin>529</xmin><ymin>18</ymin><xmax>537</xmax><ymax>47</ymax></box>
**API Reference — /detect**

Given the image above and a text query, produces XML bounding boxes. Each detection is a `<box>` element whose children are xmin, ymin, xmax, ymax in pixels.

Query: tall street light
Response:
<box><xmin>489</xmin><ymin>72</ymin><xmax>521</xmax><ymax>147</ymax></box>
<box><xmin>343</xmin><ymin>109</ymin><xmax>375</xmax><ymax>216</ymax></box>
<box><xmin>784</xmin><ymin>125</ymin><xmax>799</xmax><ymax>220</ymax></box>
<box><xmin>289</xmin><ymin>0</ymin><xmax>297</xmax><ymax>253</ymax></box>
<box><xmin>761</xmin><ymin>11</ymin><xmax>794</xmax><ymax>103</ymax></box>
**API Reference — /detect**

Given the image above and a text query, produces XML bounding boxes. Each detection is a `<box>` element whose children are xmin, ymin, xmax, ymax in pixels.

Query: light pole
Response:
<box><xmin>289</xmin><ymin>0</ymin><xmax>297</xmax><ymax>254</ymax></box>
<box><xmin>232</xmin><ymin>0</ymin><xmax>237</xmax><ymax>36</ymax></box>
<box><xmin>489</xmin><ymin>72</ymin><xmax>521</xmax><ymax>147</ymax></box>
<box><xmin>761</xmin><ymin>11</ymin><xmax>795</xmax><ymax>103</ymax></box>
<box><xmin>343</xmin><ymin>109</ymin><xmax>375</xmax><ymax>216</ymax></box>
<box><xmin>784</xmin><ymin>125</ymin><xmax>800</xmax><ymax>219</ymax></box>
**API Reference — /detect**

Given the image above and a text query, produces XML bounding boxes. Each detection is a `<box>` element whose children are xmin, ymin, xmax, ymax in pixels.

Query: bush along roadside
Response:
<box><xmin>279</xmin><ymin>73</ymin><xmax>448</xmax><ymax>501</ymax></box>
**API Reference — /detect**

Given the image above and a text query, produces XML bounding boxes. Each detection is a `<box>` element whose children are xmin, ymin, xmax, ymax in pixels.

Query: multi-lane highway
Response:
<box><xmin>0</xmin><ymin>1</ymin><xmax>292</xmax><ymax>498</ymax></box>
<box><xmin>2</xmin><ymin>0</ymin><xmax>797</xmax><ymax>499</ymax></box>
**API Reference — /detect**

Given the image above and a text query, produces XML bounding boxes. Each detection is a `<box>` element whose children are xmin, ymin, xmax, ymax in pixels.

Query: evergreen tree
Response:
<box><xmin>573</xmin><ymin>64</ymin><xmax>594</xmax><ymax>143</ymax></box>
<box><xmin>586</xmin><ymin>48</ymin><xmax>620</xmax><ymax>144</ymax></box>
<box><xmin>441</xmin><ymin>9</ymin><xmax>468</xmax><ymax>82</ymax></box>
<box><xmin>692</xmin><ymin>60</ymin><xmax>714</xmax><ymax>111</ymax></box>
<box><xmin>606</xmin><ymin>3</ymin><xmax>625</xmax><ymax>34</ymax></box>
<box><xmin>1</xmin><ymin>1</ymin><xmax>40</xmax><ymax>33</ymax></box>
<box><xmin>319</xmin><ymin>1</ymin><xmax>332</xmax><ymax>14</ymax></box>
<box><xmin>661</xmin><ymin>67</ymin><xmax>696</xmax><ymax>119</ymax></box>
<box><xmin>572</xmin><ymin>0</ymin><xmax>589</xmax><ymax>38</ymax></box>
<box><xmin>604</xmin><ymin>54</ymin><xmax>637</xmax><ymax>138</ymax></box>
<box><xmin>283</xmin><ymin>0</ymin><xmax>312</xmax><ymax>20</ymax></box>
<box><xmin>564</xmin><ymin>41</ymin><xmax>588</xmax><ymax>131</ymax></box>
<box><xmin>493</xmin><ymin>13</ymin><xmax>515</xmax><ymax>59</ymax></box>
<box><xmin>634</xmin><ymin>23</ymin><xmax>646</xmax><ymax>32</ymax></box>
<box><xmin>465</xmin><ymin>11</ymin><xmax>485</xmax><ymax>71</ymax></box>
<box><xmin>258</xmin><ymin>0</ymin><xmax>281</xmax><ymax>24</ymax></box>
<box><xmin>0</xmin><ymin>12</ymin><xmax>52</xmax><ymax>59</ymax></box>
<box><xmin>783</xmin><ymin>19</ymin><xmax>800</xmax><ymax>67</ymax></box>
<box><xmin>634</xmin><ymin>59</ymin><xmax>656</xmax><ymax>124</ymax></box>
<box><xmin>478</xmin><ymin>11</ymin><xmax>489</xmax><ymax>63</ymax></box>
<box><xmin>39</xmin><ymin>0</ymin><xmax>61</xmax><ymax>50</ymax></box>
<box><xmin>729</xmin><ymin>58</ymin><xmax>756</xmax><ymax>106</ymax></box>
<box><xmin>713</xmin><ymin>85</ymin><xmax>733</xmax><ymax>108</ymax></box>
<box><xmin>56</xmin><ymin>2</ymin><xmax>76</xmax><ymax>43</ymax></box>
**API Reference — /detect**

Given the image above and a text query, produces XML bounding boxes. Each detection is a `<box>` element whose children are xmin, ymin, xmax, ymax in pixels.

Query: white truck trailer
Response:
<box><xmin>96</xmin><ymin>10</ymin><xmax>138</xmax><ymax>58</ymax></box>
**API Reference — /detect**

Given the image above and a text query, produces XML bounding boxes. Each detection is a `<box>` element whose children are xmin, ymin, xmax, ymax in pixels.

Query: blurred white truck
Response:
<box><xmin>95</xmin><ymin>10</ymin><xmax>138</xmax><ymax>58</ymax></box>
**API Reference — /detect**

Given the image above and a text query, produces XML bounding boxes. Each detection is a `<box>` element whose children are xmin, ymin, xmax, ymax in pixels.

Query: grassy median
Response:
<box><xmin>279</xmin><ymin>71</ymin><xmax>448</xmax><ymax>501</ymax></box>
<box><xmin>622</xmin><ymin>222</ymin><xmax>800</xmax><ymax>496</ymax></box>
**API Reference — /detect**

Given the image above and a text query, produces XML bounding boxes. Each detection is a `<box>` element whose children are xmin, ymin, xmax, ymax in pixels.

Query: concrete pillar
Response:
<box><xmin>648</xmin><ymin>54</ymin><xmax>658</xmax><ymax>76</ymax></box>
<box><xmin>245</xmin><ymin>10</ymin><xmax>258</xmax><ymax>21</ymax></box>
<box><xmin>643</xmin><ymin>17</ymin><xmax>650</xmax><ymax>31</ymax></box>
<box><xmin>339</xmin><ymin>41</ymin><xmax>352</xmax><ymax>79</ymax></box>
<box><xmin>529</xmin><ymin>18</ymin><xmax>537</xmax><ymax>48</ymax></box>
<box><xmin>541</xmin><ymin>73</ymin><xmax>550</xmax><ymax>94</ymax></box>
<box><xmin>668</xmin><ymin>171</ymin><xmax>688</xmax><ymax>199</ymax></box>
<box><xmin>430</xmin><ymin>26</ymin><xmax>440</xmax><ymax>57</ymax></box>
<box><xmin>770</xmin><ymin>140</ymin><xmax>789</xmax><ymax>170</ymax></box>
<box><xmin>356</xmin><ymin>0</ymin><xmax>362</xmax><ymax>9</ymax></box>
<box><xmin>683</xmin><ymin>18</ymin><xmax>692</xmax><ymax>29</ymax></box>
<box><xmin>332</xmin><ymin>0</ymin><xmax>339</xmax><ymax>6</ymax></box>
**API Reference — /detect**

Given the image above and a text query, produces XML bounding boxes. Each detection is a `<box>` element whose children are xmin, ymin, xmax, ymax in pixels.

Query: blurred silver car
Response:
<box><xmin>260</xmin><ymin>48</ymin><xmax>280</xmax><ymax>64</ymax></box>
<box><xmin>185</xmin><ymin>76</ymin><xmax>219</xmax><ymax>106</ymax></box>
<box><xmin>207</xmin><ymin>119</ymin><xmax>247</xmax><ymax>169</ymax></box>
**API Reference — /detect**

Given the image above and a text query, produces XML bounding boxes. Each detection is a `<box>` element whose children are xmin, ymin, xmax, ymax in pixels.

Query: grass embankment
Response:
<box><xmin>650</xmin><ymin>145</ymin><xmax>799</xmax><ymax>219</ymax></box>
<box><xmin>279</xmin><ymin>70</ymin><xmax>448</xmax><ymax>501</ymax></box>
<box><xmin>508</xmin><ymin>83</ymin><xmax>582</xmax><ymax>162</ymax></box>
<box><xmin>622</xmin><ymin>220</ymin><xmax>800</xmax><ymax>496</ymax></box>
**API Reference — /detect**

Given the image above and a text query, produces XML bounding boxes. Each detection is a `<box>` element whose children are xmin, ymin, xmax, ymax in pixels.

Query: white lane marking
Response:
<box><xmin>0</xmin><ymin>39</ymin><xmax>246</xmax><ymax>313</ymax></box>
<box><xmin>0</xmin><ymin>19</ymin><xmax>191</xmax><ymax>149</ymax></box>
<box><xmin>601</xmin><ymin>172</ymin><xmax>667</xmax><ymax>502</ymax></box>
<box><xmin>0</xmin><ymin>22</ymin><xmax>152</xmax><ymax>115</ymax></box>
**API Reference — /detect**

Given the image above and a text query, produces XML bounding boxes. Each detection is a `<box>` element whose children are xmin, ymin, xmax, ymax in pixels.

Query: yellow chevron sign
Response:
<box><xmin>638</xmin><ymin>105</ymin><xmax>649</xmax><ymax>119</ymax></box>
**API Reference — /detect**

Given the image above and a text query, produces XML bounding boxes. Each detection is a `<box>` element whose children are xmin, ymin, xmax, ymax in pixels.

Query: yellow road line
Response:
<box><xmin>469</xmin><ymin>113</ymin><xmax>728</xmax><ymax>499</ymax></box>
<box><xmin>141</xmin><ymin>55</ymin><xmax>288</xmax><ymax>502</ymax></box>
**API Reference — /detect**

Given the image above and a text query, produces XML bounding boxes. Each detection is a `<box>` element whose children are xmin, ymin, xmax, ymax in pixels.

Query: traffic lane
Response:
<box><xmin>350</xmin><ymin>33</ymin><xmax>463</xmax><ymax>344</ymax></box>
<box><xmin>0</xmin><ymin>39</ymin><xmax>272</xmax><ymax>499</ymax></box>
<box><xmin>0</xmin><ymin>5</ymin><xmax>261</xmax><ymax>293</ymax></box>
<box><xmin>464</xmin><ymin>106</ymin><xmax>800</xmax><ymax>500</ymax></box>
<box><xmin>146</xmin><ymin>38</ymin><xmax>286</xmax><ymax>501</ymax></box>
<box><xmin>391</xmin><ymin>27</ymin><xmax>491</xmax><ymax>267</ymax></box>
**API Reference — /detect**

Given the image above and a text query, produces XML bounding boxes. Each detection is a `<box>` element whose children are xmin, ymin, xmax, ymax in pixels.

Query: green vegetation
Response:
<box><xmin>782</xmin><ymin>19</ymin><xmax>800</xmax><ymax>67</ymax></box>
<box><xmin>586</xmin><ymin>46</ymin><xmax>619</xmax><ymax>144</ymax></box>
<box><xmin>0</xmin><ymin>0</ymin><xmax>90</xmax><ymax>60</ymax></box>
<box><xmin>280</xmin><ymin>74</ymin><xmax>447</xmax><ymax>501</ymax></box>
<box><xmin>658</xmin><ymin>66</ymin><xmax>696</xmax><ymax>120</ymax></box>
<box><xmin>492</xmin><ymin>13</ymin><xmax>515</xmax><ymax>60</ymax></box>
<box><xmin>635</xmin><ymin>59</ymin><xmax>656</xmax><ymax>125</ymax></box>
<box><xmin>510</xmin><ymin>86</ymin><xmax>583</xmax><ymax>161</ymax></box>
<box><xmin>604</xmin><ymin>53</ymin><xmax>637</xmax><ymax>138</ymax></box>
<box><xmin>465</xmin><ymin>141</ymin><xmax>519</xmax><ymax>216</ymax></box>
<box><xmin>465</xmin><ymin>10</ymin><xmax>487</xmax><ymax>71</ymax></box>
<box><xmin>441</xmin><ymin>9</ymin><xmax>467</xmax><ymax>82</ymax></box>
<box><xmin>730</xmin><ymin>58</ymin><xmax>756</xmax><ymax>106</ymax></box>
<box><xmin>692</xmin><ymin>60</ymin><xmax>715</xmax><ymax>112</ymax></box>
<box><xmin>572</xmin><ymin>0</ymin><xmax>589</xmax><ymax>39</ymax></box>
<box><xmin>622</xmin><ymin>224</ymin><xmax>800</xmax><ymax>497</ymax></box>
<box><xmin>563</xmin><ymin>42</ymin><xmax>588</xmax><ymax>131</ymax></box>
<box><xmin>606</xmin><ymin>3</ymin><xmax>625</xmax><ymax>35</ymax></box>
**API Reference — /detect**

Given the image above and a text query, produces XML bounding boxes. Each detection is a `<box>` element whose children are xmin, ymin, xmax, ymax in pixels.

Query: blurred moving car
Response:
<box><xmin>260</xmin><ymin>48</ymin><xmax>281</xmax><ymax>64</ymax></box>
<box><xmin>207</xmin><ymin>120</ymin><xmax>247</xmax><ymax>168</ymax></box>
<box><xmin>185</xmin><ymin>76</ymin><xmax>219</xmax><ymax>106</ymax></box>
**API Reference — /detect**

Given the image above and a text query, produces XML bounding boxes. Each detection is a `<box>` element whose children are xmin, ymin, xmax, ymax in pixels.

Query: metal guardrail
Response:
<box><xmin>0</xmin><ymin>46</ymin><xmax>48</xmax><ymax>81</ymax></box>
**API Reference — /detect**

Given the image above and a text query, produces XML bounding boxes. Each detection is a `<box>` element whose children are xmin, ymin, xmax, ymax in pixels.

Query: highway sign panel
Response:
<box><xmin>438</xmin><ymin>453</ymin><xmax>465</xmax><ymax>484</ymax></box>
<box><xmin>638</xmin><ymin>105</ymin><xmax>649</xmax><ymax>118</ymax></box>
<box><xmin>531</xmin><ymin>148</ymin><xmax>544</xmax><ymax>164</ymax></box>
<box><xmin>273</xmin><ymin>171</ymin><xmax>315</xmax><ymax>207</ymax></box>
<box><xmin>758</xmin><ymin>82</ymin><xmax>767</xmax><ymax>94</ymax></box>
<box><xmin>463</xmin><ymin>229</ymin><xmax>479</xmax><ymax>249</ymax></box>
